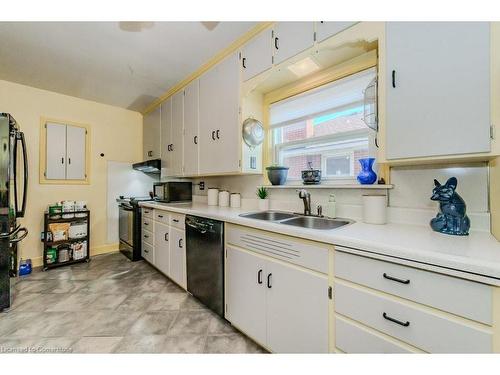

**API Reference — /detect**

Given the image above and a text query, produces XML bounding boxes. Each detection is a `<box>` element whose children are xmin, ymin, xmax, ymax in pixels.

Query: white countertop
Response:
<box><xmin>140</xmin><ymin>201</ymin><xmax>500</xmax><ymax>285</ymax></box>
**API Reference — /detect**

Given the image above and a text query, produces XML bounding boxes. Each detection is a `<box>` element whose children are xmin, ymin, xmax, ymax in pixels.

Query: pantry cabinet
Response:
<box><xmin>225</xmin><ymin>225</ymin><xmax>329</xmax><ymax>353</ymax></box>
<box><xmin>385</xmin><ymin>22</ymin><xmax>491</xmax><ymax>160</ymax></box>
<box><xmin>183</xmin><ymin>80</ymin><xmax>199</xmax><ymax>176</ymax></box>
<box><xmin>45</xmin><ymin>121</ymin><xmax>88</xmax><ymax>181</ymax></box>
<box><xmin>241</xmin><ymin>29</ymin><xmax>273</xmax><ymax>81</ymax></box>
<box><xmin>198</xmin><ymin>52</ymin><xmax>241</xmax><ymax>175</ymax></box>
<box><xmin>315</xmin><ymin>21</ymin><xmax>356</xmax><ymax>42</ymax></box>
<box><xmin>143</xmin><ymin>105</ymin><xmax>161</xmax><ymax>160</ymax></box>
<box><xmin>272</xmin><ymin>22</ymin><xmax>315</xmax><ymax>65</ymax></box>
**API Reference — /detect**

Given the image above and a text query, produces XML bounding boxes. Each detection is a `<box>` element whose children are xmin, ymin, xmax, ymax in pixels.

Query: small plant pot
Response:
<box><xmin>258</xmin><ymin>199</ymin><xmax>270</xmax><ymax>211</ymax></box>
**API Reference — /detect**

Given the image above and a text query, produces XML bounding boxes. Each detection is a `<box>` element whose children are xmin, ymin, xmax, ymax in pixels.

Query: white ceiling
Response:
<box><xmin>0</xmin><ymin>22</ymin><xmax>256</xmax><ymax>112</ymax></box>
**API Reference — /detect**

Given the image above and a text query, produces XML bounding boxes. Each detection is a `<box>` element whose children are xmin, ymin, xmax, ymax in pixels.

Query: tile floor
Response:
<box><xmin>0</xmin><ymin>252</ymin><xmax>265</xmax><ymax>354</ymax></box>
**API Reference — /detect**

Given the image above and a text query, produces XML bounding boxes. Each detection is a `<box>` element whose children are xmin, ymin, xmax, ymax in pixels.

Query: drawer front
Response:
<box><xmin>142</xmin><ymin>217</ymin><xmax>153</xmax><ymax>232</ymax></box>
<box><xmin>226</xmin><ymin>224</ymin><xmax>328</xmax><ymax>273</ymax></box>
<box><xmin>335</xmin><ymin>250</ymin><xmax>492</xmax><ymax>325</ymax></box>
<box><xmin>169</xmin><ymin>213</ymin><xmax>185</xmax><ymax>230</ymax></box>
<box><xmin>142</xmin><ymin>241</ymin><xmax>154</xmax><ymax>263</ymax></box>
<box><xmin>142</xmin><ymin>228</ymin><xmax>153</xmax><ymax>245</ymax></box>
<box><xmin>154</xmin><ymin>210</ymin><xmax>170</xmax><ymax>224</ymax></box>
<box><xmin>335</xmin><ymin>316</ymin><xmax>414</xmax><ymax>353</ymax></box>
<box><xmin>334</xmin><ymin>282</ymin><xmax>492</xmax><ymax>353</ymax></box>
<box><xmin>142</xmin><ymin>207</ymin><xmax>153</xmax><ymax>219</ymax></box>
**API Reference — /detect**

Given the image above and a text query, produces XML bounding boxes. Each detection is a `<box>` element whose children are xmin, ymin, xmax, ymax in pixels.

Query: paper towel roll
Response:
<box><xmin>362</xmin><ymin>195</ymin><xmax>387</xmax><ymax>224</ymax></box>
<box><xmin>208</xmin><ymin>188</ymin><xmax>219</xmax><ymax>206</ymax></box>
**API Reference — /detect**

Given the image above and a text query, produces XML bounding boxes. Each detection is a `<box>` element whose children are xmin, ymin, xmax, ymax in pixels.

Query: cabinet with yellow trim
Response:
<box><xmin>332</xmin><ymin>248</ymin><xmax>500</xmax><ymax>353</ymax></box>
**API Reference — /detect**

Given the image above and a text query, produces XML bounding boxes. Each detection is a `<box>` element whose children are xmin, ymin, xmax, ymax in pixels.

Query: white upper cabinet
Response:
<box><xmin>65</xmin><ymin>125</ymin><xmax>86</xmax><ymax>180</ymax></box>
<box><xmin>171</xmin><ymin>91</ymin><xmax>184</xmax><ymax>176</ymax></box>
<box><xmin>241</xmin><ymin>29</ymin><xmax>273</xmax><ymax>81</ymax></box>
<box><xmin>199</xmin><ymin>52</ymin><xmax>241</xmax><ymax>175</ymax></box>
<box><xmin>385</xmin><ymin>22</ymin><xmax>491</xmax><ymax>160</ymax></box>
<box><xmin>183</xmin><ymin>80</ymin><xmax>199</xmax><ymax>176</ymax></box>
<box><xmin>45</xmin><ymin>122</ymin><xmax>87</xmax><ymax>181</ymax></box>
<box><xmin>46</xmin><ymin>122</ymin><xmax>67</xmax><ymax>180</ymax></box>
<box><xmin>315</xmin><ymin>21</ymin><xmax>357</xmax><ymax>43</ymax></box>
<box><xmin>143</xmin><ymin>105</ymin><xmax>161</xmax><ymax>160</ymax></box>
<box><xmin>160</xmin><ymin>99</ymin><xmax>172</xmax><ymax>174</ymax></box>
<box><xmin>273</xmin><ymin>22</ymin><xmax>315</xmax><ymax>65</ymax></box>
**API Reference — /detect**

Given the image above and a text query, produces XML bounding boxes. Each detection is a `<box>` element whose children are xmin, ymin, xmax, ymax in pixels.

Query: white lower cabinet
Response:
<box><xmin>169</xmin><ymin>227</ymin><xmax>186</xmax><ymax>289</ymax></box>
<box><xmin>226</xmin><ymin>245</ymin><xmax>267</xmax><ymax>346</ymax></box>
<box><xmin>225</xmin><ymin>244</ymin><xmax>329</xmax><ymax>353</ymax></box>
<box><xmin>154</xmin><ymin>221</ymin><xmax>170</xmax><ymax>276</ymax></box>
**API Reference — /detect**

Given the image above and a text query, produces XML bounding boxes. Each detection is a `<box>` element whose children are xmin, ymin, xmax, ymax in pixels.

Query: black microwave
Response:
<box><xmin>153</xmin><ymin>182</ymin><xmax>192</xmax><ymax>203</ymax></box>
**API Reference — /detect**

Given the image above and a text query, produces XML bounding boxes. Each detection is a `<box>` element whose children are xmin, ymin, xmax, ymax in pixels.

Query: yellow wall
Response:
<box><xmin>0</xmin><ymin>79</ymin><xmax>143</xmax><ymax>266</ymax></box>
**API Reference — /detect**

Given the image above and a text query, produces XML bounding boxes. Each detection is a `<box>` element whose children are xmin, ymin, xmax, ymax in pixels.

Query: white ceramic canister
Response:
<box><xmin>218</xmin><ymin>191</ymin><xmax>230</xmax><ymax>207</ymax></box>
<box><xmin>230</xmin><ymin>193</ymin><xmax>241</xmax><ymax>208</ymax></box>
<box><xmin>207</xmin><ymin>188</ymin><xmax>219</xmax><ymax>206</ymax></box>
<box><xmin>362</xmin><ymin>195</ymin><xmax>387</xmax><ymax>224</ymax></box>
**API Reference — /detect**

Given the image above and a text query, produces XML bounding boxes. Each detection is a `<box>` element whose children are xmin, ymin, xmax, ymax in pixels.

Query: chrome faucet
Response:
<box><xmin>297</xmin><ymin>189</ymin><xmax>312</xmax><ymax>216</ymax></box>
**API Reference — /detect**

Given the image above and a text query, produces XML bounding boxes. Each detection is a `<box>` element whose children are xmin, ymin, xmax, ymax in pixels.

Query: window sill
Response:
<box><xmin>263</xmin><ymin>184</ymin><xmax>393</xmax><ymax>190</ymax></box>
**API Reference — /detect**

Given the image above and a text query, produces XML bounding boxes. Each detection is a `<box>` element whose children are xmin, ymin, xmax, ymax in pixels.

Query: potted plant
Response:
<box><xmin>256</xmin><ymin>186</ymin><xmax>269</xmax><ymax>211</ymax></box>
<box><xmin>266</xmin><ymin>164</ymin><xmax>289</xmax><ymax>185</ymax></box>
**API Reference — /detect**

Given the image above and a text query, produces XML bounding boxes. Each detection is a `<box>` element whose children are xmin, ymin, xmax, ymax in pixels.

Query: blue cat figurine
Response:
<box><xmin>430</xmin><ymin>177</ymin><xmax>470</xmax><ymax>236</ymax></box>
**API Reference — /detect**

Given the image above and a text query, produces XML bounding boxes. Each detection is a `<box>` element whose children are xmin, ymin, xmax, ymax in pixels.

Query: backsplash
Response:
<box><xmin>189</xmin><ymin>162</ymin><xmax>490</xmax><ymax>231</ymax></box>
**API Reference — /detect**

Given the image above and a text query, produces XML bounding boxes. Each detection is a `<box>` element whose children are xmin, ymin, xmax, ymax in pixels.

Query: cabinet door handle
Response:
<box><xmin>216</xmin><ymin>129</ymin><xmax>220</xmax><ymax>140</ymax></box>
<box><xmin>61</xmin><ymin>157</ymin><xmax>64</xmax><ymax>164</ymax></box>
<box><xmin>257</xmin><ymin>269</ymin><xmax>263</xmax><ymax>284</ymax></box>
<box><xmin>194</xmin><ymin>135</ymin><xmax>198</xmax><ymax>145</ymax></box>
<box><xmin>211</xmin><ymin>131</ymin><xmax>216</xmax><ymax>140</ymax></box>
<box><xmin>383</xmin><ymin>273</ymin><xmax>410</xmax><ymax>284</ymax></box>
<box><xmin>392</xmin><ymin>70</ymin><xmax>396</xmax><ymax>88</ymax></box>
<box><xmin>148</xmin><ymin>150</ymin><xmax>153</xmax><ymax>157</ymax></box>
<box><xmin>242</xmin><ymin>57</ymin><xmax>247</xmax><ymax>69</ymax></box>
<box><xmin>383</xmin><ymin>312</ymin><xmax>410</xmax><ymax>327</ymax></box>
<box><xmin>267</xmin><ymin>273</ymin><xmax>272</xmax><ymax>288</ymax></box>
<box><xmin>274</xmin><ymin>37</ymin><xmax>279</xmax><ymax>50</ymax></box>
<box><xmin>165</xmin><ymin>233</ymin><xmax>169</xmax><ymax>242</ymax></box>
<box><xmin>170</xmin><ymin>144</ymin><xmax>174</xmax><ymax>151</ymax></box>
<box><xmin>68</xmin><ymin>158</ymin><xmax>71</xmax><ymax>165</ymax></box>
<box><xmin>178</xmin><ymin>238</ymin><xmax>183</xmax><ymax>248</ymax></box>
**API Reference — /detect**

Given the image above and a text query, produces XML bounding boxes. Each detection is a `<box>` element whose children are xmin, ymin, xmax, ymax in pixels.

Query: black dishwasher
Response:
<box><xmin>185</xmin><ymin>215</ymin><xmax>224</xmax><ymax>317</ymax></box>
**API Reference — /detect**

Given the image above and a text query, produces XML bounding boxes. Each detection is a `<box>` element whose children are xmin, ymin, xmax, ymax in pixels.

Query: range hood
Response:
<box><xmin>133</xmin><ymin>159</ymin><xmax>161</xmax><ymax>173</ymax></box>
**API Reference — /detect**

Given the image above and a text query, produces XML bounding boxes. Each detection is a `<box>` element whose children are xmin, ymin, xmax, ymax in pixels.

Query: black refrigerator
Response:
<box><xmin>0</xmin><ymin>113</ymin><xmax>28</xmax><ymax>312</ymax></box>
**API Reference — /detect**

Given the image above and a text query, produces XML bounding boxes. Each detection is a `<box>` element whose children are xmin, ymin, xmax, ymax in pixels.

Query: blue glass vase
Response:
<box><xmin>357</xmin><ymin>158</ymin><xmax>377</xmax><ymax>185</ymax></box>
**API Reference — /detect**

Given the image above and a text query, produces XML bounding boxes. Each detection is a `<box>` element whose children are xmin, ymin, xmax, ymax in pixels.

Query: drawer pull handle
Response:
<box><xmin>165</xmin><ymin>233</ymin><xmax>169</xmax><ymax>242</ymax></box>
<box><xmin>383</xmin><ymin>312</ymin><xmax>410</xmax><ymax>327</ymax></box>
<box><xmin>158</xmin><ymin>215</ymin><xmax>164</xmax><ymax>218</ymax></box>
<box><xmin>144</xmin><ymin>222</ymin><xmax>149</xmax><ymax>225</ymax></box>
<box><xmin>173</xmin><ymin>219</ymin><xmax>179</xmax><ymax>223</ymax></box>
<box><xmin>144</xmin><ymin>235</ymin><xmax>149</xmax><ymax>238</ymax></box>
<box><xmin>257</xmin><ymin>269</ymin><xmax>263</xmax><ymax>284</ymax></box>
<box><xmin>144</xmin><ymin>249</ymin><xmax>149</xmax><ymax>253</ymax></box>
<box><xmin>383</xmin><ymin>273</ymin><xmax>410</xmax><ymax>285</ymax></box>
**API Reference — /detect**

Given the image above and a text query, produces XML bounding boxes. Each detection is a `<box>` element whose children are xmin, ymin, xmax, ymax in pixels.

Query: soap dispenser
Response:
<box><xmin>325</xmin><ymin>193</ymin><xmax>336</xmax><ymax>218</ymax></box>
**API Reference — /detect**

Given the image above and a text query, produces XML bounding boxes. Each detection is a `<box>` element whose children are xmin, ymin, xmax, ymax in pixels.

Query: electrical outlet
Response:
<box><xmin>199</xmin><ymin>181</ymin><xmax>205</xmax><ymax>191</ymax></box>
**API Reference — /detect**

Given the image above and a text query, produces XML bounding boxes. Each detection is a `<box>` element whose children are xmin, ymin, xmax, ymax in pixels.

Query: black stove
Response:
<box><xmin>117</xmin><ymin>196</ymin><xmax>153</xmax><ymax>261</ymax></box>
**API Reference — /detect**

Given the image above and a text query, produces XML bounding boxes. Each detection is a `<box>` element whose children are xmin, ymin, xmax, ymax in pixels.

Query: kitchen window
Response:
<box><xmin>270</xmin><ymin>68</ymin><xmax>376</xmax><ymax>182</ymax></box>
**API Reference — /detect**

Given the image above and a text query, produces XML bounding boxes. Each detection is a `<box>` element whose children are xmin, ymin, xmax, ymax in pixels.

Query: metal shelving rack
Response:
<box><xmin>42</xmin><ymin>209</ymin><xmax>90</xmax><ymax>271</ymax></box>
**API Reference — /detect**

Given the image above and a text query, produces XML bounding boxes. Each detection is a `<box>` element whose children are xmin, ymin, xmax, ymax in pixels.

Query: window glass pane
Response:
<box><xmin>326</xmin><ymin>155</ymin><xmax>350</xmax><ymax>176</ymax></box>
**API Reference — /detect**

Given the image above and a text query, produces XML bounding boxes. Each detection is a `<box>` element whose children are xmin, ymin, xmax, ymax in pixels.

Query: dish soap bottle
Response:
<box><xmin>325</xmin><ymin>194</ymin><xmax>336</xmax><ymax>218</ymax></box>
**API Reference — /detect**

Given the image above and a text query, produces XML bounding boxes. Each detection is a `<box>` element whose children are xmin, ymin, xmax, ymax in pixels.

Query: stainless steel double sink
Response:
<box><xmin>239</xmin><ymin>211</ymin><xmax>352</xmax><ymax>230</ymax></box>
